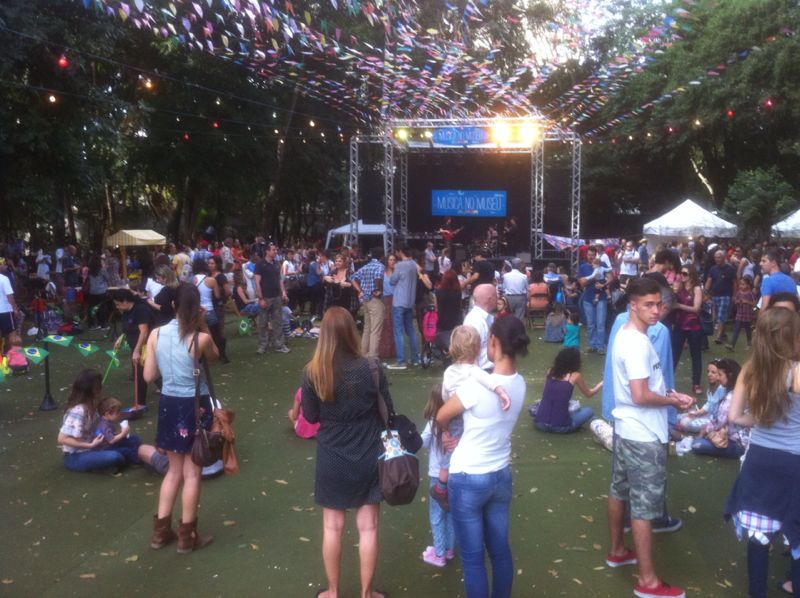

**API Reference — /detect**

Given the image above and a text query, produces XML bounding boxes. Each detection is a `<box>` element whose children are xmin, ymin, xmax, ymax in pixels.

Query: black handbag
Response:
<box><xmin>368</xmin><ymin>359</ymin><xmax>420</xmax><ymax>506</ymax></box>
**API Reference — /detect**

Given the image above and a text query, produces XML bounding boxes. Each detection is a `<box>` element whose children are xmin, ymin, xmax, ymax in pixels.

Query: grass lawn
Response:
<box><xmin>0</xmin><ymin>321</ymin><xmax>782</xmax><ymax>596</ymax></box>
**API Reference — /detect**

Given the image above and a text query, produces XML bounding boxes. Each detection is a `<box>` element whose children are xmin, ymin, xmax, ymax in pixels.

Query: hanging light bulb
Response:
<box><xmin>57</xmin><ymin>54</ymin><xmax>69</xmax><ymax>69</ymax></box>
<box><xmin>48</xmin><ymin>94</ymin><xmax>57</xmax><ymax>104</ymax></box>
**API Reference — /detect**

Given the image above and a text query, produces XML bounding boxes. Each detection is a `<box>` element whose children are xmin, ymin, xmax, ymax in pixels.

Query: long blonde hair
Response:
<box><xmin>305</xmin><ymin>306</ymin><xmax>361</xmax><ymax>402</ymax></box>
<box><xmin>741</xmin><ymin>307</ymin><xmax>800</xmax><ymax>426</ymax></box>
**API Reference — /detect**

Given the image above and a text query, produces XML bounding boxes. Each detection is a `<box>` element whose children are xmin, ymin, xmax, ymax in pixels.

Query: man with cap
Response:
<box><xmin>502</xmin><ymin>258</ymin><xmax>528</xmax><ymax>321</ymax></box>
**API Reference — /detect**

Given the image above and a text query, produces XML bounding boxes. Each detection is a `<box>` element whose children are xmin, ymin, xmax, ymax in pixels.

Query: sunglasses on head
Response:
<box><xmin>680</xmin><ymin>271</ymin><xmax>690</xmax><ymax>275</ymax></box>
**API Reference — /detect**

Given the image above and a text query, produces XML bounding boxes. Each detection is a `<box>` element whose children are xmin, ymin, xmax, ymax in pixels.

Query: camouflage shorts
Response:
<box><xmin>610</xmin><ymin>435</ymin><xmax>667</xmax><ymax>521</ymax></box>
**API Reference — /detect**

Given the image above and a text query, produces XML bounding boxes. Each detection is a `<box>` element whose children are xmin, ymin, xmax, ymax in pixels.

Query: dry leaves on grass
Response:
<box><xmin>124</xmin><ymin>555</ymin><xmax>138</xmax><ymax>563</ymax></box>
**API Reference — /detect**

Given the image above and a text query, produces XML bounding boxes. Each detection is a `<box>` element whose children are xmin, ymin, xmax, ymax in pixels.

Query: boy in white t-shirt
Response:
<box><xmin>606</xmin><ymin>277</ymin><xmax>694</xmax><ymax>598</ymax></box>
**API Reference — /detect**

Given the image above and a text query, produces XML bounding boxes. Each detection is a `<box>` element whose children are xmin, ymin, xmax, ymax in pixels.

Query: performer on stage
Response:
<box><xmin>502</xmin><ymin>216</ymin><xmax>519</xmax><ymax>254</ymax></box>
<box><xmin>437</xmin><ymin>217</ymin><xmax>462</xmax><ymax>249</ymax></box>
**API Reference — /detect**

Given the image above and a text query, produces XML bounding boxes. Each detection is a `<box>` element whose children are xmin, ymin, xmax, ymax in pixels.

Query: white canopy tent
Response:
<box><xmin>325</xmin><ymin>220</ymin><xmax>393</xmax><ymax>255</ymax></box>
<box><xmin>773</xmin><ymin>208</ymin><xmax>800</xmax><ymax>238</ymax></box>
<box><xmin>643</xmin><ymin>199</ymin><xmax>738</xmax><ymax>252</ymax></box>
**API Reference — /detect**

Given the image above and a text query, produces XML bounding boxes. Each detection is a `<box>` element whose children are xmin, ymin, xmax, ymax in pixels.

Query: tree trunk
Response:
<box><xmin>261</xmin><ymin>85</ymin><xmax>300</xmax><ymax>233</ymax></box>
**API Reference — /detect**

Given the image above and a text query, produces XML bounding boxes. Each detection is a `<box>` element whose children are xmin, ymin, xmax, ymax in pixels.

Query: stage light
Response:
<box><xmin>395</xmin><ymin>128</ymin><xmax>408</xmax><ymax>141</ymax></box>
<box><xmin>519</xmin><ymin>122</ymin><xmax>538</xmax><ymax>145</ymax></box>
<box><xmin>491</xmin><ymin>121</ymin><xmax>511</xmax><ymax>146</ymax></box>
<box><xmin>423</xmin><ymin>130</ymin><xmax>433</xmax><ymax>139</ymax></box>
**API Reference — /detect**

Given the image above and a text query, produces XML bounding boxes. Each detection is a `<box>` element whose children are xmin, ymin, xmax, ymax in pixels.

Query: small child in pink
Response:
<box><xmin>288</xmin><ymin>387</ymin><xmax>320</xmax><ymax>439</ymax></box>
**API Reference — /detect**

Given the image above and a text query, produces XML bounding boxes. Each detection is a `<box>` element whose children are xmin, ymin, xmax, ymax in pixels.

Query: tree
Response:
<box><xmin>723</xmin><ymin>166</ymin><xmax>796</xmax><ymax>243</ymax></box>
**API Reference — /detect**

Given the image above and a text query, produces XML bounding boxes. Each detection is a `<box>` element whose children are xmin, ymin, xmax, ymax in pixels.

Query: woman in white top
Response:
<box><xmin>437</xmin><ymin>315</ymin><xmax>529</xmax><ymax>598</ymax></box>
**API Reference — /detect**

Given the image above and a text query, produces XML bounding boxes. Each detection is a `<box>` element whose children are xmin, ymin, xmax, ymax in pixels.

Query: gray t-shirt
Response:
<box><xmin>389</xmin><ymin>258</ymin><xmax>418</xmax><ymax>308</ymax></box>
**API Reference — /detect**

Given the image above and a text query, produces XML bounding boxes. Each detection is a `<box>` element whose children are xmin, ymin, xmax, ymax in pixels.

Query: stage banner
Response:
<box><xmin>432</xmin><ymin>190</ymin><xmax>507</xmax><ymax>218</ymax></box>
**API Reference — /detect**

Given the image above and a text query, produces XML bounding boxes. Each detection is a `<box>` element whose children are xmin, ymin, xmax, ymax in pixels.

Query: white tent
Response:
<box><xmin>325</xmin><ymin>220</ymin><xmax>393</xmax><ymax>255</ymax></box>
<box><xmin>643</xmin><ymin>199</ymin><xmax>737</xmax><ymax>250</ymax></box>
<box><xmin>773</xmin><ymin>208</ymin><xmax>800</xmax><ymax>237</ymax></box>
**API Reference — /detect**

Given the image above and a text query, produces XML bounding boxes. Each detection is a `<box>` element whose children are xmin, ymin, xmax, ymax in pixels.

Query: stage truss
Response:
<box><xmin>348</xmin><ymin>117</ymin><xmax>582</xmax><ymax>271</ymax></box>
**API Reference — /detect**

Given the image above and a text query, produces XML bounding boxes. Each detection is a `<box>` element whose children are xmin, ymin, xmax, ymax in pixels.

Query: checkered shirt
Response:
<box><xmin>352</xmin><ymin>259</ymin><xmax>385</xmax><ymax>303</ymax></box>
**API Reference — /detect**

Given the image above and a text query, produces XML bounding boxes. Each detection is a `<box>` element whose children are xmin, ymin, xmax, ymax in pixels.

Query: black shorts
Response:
<box><xmin>0</xmin><ymin>312</ymin><xmax>16</xmax><ymax>336</ymax></box>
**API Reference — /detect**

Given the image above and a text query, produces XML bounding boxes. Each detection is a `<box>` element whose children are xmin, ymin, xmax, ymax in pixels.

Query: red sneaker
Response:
<box><xmin>634</xmin><ymin>581</ymin><xmax>685</xmax><ymax>598</ymax></box>
<box><xmin>605</xmin><ymin>548</ymin><xmax>637</xmax><ymax>568</ymax></box>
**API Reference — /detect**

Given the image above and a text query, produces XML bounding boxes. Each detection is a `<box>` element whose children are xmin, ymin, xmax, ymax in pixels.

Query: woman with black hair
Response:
<box><xmin>436</xmin><ymin>315</ymin><xmax>529</xmax><ymax>598</ymax></box>
<box><xmin>533</xmin><ymin>347</ymin><xmax>602</xmax><ymax>434</ymax></box>
<box><xmin>110</xmin><ymin>288</ymin><xmax>152</xmax><ymax>408</ymax></box>
<box><xmin>191</xmin><ymin>258</ymin><xmax>226</xmax><ymax>364</ymax></box>
<box><xmin>207</xmin><ymin>255</ymin><xmax>230</xmax><ymax>364</ymax></box>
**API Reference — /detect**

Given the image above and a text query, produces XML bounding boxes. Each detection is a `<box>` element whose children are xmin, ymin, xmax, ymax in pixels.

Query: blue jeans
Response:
<box><xmin>429</xmin><ymin>483</ymin><xmax>456</xmax><ymax>557</ymax></box>
<box><xmin>691</xmin><ymin>437</ymin><xmax>745</xmax><ymax>459</ymax></box>
<box><xmin>63</xmin><ymin>449</ymin><xmax>126</xmax><ymax>472</ymax></box>
<box><xmin>391</xmin><ymin>305</ymin><xmax>419</xmax><ymax>365</ymax></box>
<box><xmin>583</xmin><ymin>300</ymin><xmax>607</xmax><ymax>350</ymax></box>
<box><xmin>450</xmin><ymin>467</ymin><xmax>514</xmax><ymax>598</ymax></box>
<box><xmin>535</xmin><ymin>407</ymin><xmax>594</xmax><ymax>433</ymax></box>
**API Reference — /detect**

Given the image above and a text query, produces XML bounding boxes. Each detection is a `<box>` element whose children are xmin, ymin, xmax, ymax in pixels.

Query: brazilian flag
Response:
<box><xmin>105</xmin><ymin>350</ymin><xmax>120</xmax><ymax>368</ymax></box>
<box><xmin>76</xmin><ymin>342</ymin><xmax>100</xmax><ymax>357</ymax></box>
<box><xmin>44</xmin><ymin>334</ymin><xmax>73</xmax><ymax>347</ymax></box>
<box><xmin>238</xmin><ymin>318</ymin><xmax>253</xmax><ymax>336</ymax></box>
<box><xmin>22</xmin><ymin>347</ymin><xmax>49</xmax><ymax>365</ymax></box>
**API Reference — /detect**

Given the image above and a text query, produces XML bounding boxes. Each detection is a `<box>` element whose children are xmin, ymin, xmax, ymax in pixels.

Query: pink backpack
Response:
<box><xmin>6</xmin><ymin>347</ymin><xmax>29</xmax><ymax>373</ymax></box>
<box><xmin>422</xmin><ymin>309</ymin><xmax>438</xmax><ymax>343</ymax></box>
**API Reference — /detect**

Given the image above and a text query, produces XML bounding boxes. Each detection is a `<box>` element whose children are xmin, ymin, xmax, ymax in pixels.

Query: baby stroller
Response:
<box><xmin>420</xmin><ymin>305</ymin><xmax>448</xmax><ymax>369</ymax></box>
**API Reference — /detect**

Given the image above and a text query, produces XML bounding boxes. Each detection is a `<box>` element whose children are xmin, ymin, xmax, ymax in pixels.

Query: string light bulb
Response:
<box><xmin>57</xmin><ymin>54</ymin><xmax>69</xmax><ymax>69</ymax></box>
<box><xmin>48</xmin><ymin>94</ymin><xmax>57</xmax><ymax>103</ymax></box>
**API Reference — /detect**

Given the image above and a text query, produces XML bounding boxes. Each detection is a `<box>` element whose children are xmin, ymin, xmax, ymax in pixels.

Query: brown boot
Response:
<box><xmin>150</xmin><ymin>514</ymin><xmax>177</xmax><ymax>549</ymax></box>
<box><xmin>177</xmin><ymin>519</ymin><xmax>213</xmax><ymax>554</ymax></box>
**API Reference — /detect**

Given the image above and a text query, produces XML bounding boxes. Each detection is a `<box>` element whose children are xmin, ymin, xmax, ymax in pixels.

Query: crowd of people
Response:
<box><xmin>3</xmin><ymin>229</ymin><xmax>800</xmax><ymax>597</ymax></box>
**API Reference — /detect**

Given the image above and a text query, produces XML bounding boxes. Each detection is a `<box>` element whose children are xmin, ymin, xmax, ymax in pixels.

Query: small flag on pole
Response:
<box><xmin>44</xmin><ymin>334</ymin><xmax>73</xmax><ymax>347</ymax></box>
<box><xmin>76</xmin><ymin>342</ymin><xmax>100</xmax><ymax>357</ymax></box>
<box><xmin>105</xmin><ymin>350</ymin><xmax>120</xmax><ymax>368</ymax></box>
<box><xmin>238</xmin><ymin>318</ymin><xmax>253</xmax><ymax>336</ymax></box>
<box><xmin>22</xmin><ymin>346</ymin><xmax>49</xmax><ymax>365</ymax></box>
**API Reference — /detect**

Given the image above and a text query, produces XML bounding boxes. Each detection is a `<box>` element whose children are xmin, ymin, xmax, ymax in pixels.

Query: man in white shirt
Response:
<box><xmin>463</xmin><ymin>284</ymin><xmax>496</xmax><ymax>371</ymax></box>
<box><xmin>606</xmin><ymin>277</ymin><xmax>693</xmax><ymax>598</ymax></box>
<box><xmin>0</xmin><ymin>259</ymin><xmax>20</xmax><ymax>352</ymax></box>
<box><xmin>619</xmin><ymin>240</ymin><xmax>640</xmax><ymax>283</ymax></box>
<box><xmin>502</xmin><ymin>258</ymin><xmax>528</xmax><ymax>321</ymax></box>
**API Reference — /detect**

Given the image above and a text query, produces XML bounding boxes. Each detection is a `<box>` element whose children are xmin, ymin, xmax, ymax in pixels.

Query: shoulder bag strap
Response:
<box><xmin>368</xmin><ymin>358</ymin><xmax>391</xmax><ymax>429</ymax></box>
<box><xmin>190</xmin><ymin>332</ymin><xmax>202</xmax><ymax>427</ymax></box>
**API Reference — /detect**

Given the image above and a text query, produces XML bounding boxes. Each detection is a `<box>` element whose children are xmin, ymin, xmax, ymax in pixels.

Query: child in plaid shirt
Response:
<box><xmin>727</xmin><ymin>277</ymin><xmax>756</xmax><ymax>350</ymax></box>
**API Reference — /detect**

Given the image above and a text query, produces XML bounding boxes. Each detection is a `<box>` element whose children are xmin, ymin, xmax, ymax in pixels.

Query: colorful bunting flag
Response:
<box><xmin>76</xmin><ymin>342</ymin><xmax>100</xmax><ymax>357</ymax></box>
<box><xmin>22</xmin><ymin>346</ymin><xmax>49</xmax><ymax>365</ymax></box>
<box><xmin>44</xmin><ymin>334</ymin><xmax>74</xmax><ymax>347</ymax></box>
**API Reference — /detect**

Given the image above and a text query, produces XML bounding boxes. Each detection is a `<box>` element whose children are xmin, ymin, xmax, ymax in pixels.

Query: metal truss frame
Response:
<box><xmin>348</xmin><ymin>118</ymin><xmax>582</xmax><ymax>263</ymax></box>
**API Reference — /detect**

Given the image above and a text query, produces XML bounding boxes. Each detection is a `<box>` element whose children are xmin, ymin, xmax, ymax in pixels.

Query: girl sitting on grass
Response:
<box><xmin>532</xmin><ymin>347</ymin><xmax>602</xmax><ymax>434</ymax></box>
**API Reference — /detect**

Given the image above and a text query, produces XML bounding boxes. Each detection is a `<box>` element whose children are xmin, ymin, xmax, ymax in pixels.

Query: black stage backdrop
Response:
<box><xmin>358</xmin><ymin>152</ymin><xmax>574</xmax><ymax>251</ymax></box>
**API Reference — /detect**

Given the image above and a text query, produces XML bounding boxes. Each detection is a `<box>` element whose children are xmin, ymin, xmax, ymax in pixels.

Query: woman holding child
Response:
<box><xmin>437</xmin><ymin>316</ymin><xmax>529</xmax><ymax>598</ymax></box>
<box><xmin>301</xmin><ymin>306</ymin><xmax>394</xmax><ymax>598</ymax></box>
<box><xmin>144</xmin><ymin>283</ymin><xmax>219</xmax><ymax>554</ymax></box>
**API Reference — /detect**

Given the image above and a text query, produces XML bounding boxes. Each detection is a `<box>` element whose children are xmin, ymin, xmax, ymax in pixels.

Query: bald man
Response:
<box><xmin>463</xmin><ymin>283</ymin><xmax>497</xmax><ymax>371</ymax></box>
